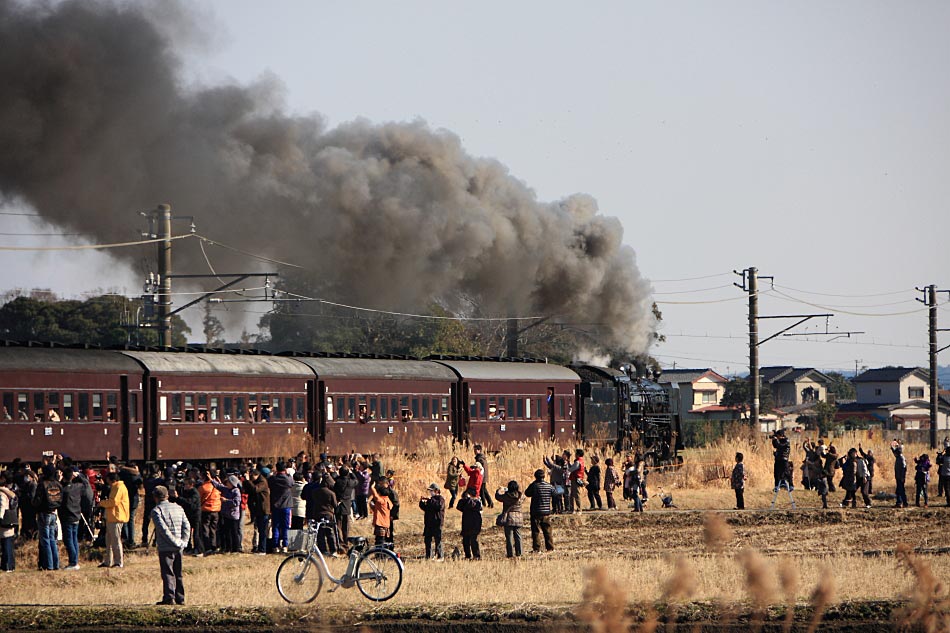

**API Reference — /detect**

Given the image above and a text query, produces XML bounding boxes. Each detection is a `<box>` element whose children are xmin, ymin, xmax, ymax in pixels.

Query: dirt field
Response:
<box><xmin>2</xmin><ymin>500</ymin><xmax>949</xmax><ymax>631</ymax></box>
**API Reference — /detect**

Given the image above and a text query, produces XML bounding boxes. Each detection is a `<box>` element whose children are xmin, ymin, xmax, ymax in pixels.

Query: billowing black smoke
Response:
<box><xmin>0</xmin><ymin>0</ymin><xmax>655</xmax><ymax>353</ymax></box>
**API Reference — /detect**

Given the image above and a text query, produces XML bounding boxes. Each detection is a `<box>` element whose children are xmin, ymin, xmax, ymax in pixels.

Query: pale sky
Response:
<box><xmin>3</xmin><ymin>1</ymin><xmax>949</xmax><ymax>374</ymax></box>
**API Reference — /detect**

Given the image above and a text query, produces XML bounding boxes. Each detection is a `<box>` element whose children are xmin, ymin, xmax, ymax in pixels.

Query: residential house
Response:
<box><xmin>760</xmin><ymin>366</ymin><xmax>831</xmax><ymax>407</ymax></box>
<box><xmin>655</xmin><ymin>368</ymin><xmax>734</xmax><ymax>423</ymax></box>
<box><xmin>853</xmin><ymin>367</ymin><xmax>930</xmax><ymax>404</ymax></box>
<box><xmin>835</xmin><ymin>367</ymin><xmax>949</xmax><ymax>430</ymax></box>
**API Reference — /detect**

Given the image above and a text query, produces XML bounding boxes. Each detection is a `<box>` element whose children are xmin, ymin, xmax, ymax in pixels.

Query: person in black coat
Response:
<box><xmin>333</xmin><ymin>466</ymin><xmax>358</xmax><ymax>545</ymax></box>
<box><xmin>418</xmin><ymin>483</ymin><xmax>445</xmax><ymax>560</ymax></box>
<box><xmin>892</xmin><ymin>440</ymin><xmax>909</xmax><ymax>508</ymax></box>
<box><xmin>456</xmin><ymin>489</ymin><xmax>482</xmax><ymax>560</ymax></box>
<box><xmin>170</xmin><ymin>478</ymin><xmax>201</xmax><ymax>553</ymax></box>
<box><xmin>302</xmin><ymin>475</ymin><xmax>338</xmax><ymax>555</ymax></box>
<box><xmin>586</xmin><ymin>456</ymin><xmax>603</xmax><ymax>510</ymax></box>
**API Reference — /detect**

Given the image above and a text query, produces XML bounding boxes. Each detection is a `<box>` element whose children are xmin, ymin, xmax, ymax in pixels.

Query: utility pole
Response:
<box><xmin>157</xmin><ymin>204</ymin><xmax>172</xmax><ymax>348</ymax></box>
<box><xmin>916</xmin><ymin>284</ymin><xmax>950</xmax><ymax>449</ymax></box>
<box><xmin>735</xmin><ymin>267</ymin><xmax>856</xmax><ymax>433</ymax></box>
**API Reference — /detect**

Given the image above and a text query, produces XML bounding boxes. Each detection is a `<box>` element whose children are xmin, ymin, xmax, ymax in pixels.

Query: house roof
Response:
<box><xmin>656</xmin><ymin>368</ymin><xmax>727</xmax><ymax>385</ymax></box>
<box><xmin>853</xmin><ymin>367</ymin><xmax>929</xmax><ymax>383</ymax></box>
<box><xmin>760</xmin><ymin>366</ymin><xmax>830</xmax><ymax>384</ymax></box>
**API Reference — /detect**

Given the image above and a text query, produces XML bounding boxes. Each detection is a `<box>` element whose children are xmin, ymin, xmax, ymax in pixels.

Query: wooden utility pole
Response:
<box><xmin>917</xmin><ymin>284</ymin><xmax>950</xmax><ymax>449</ymax></box>
<box><xmin>157</xmin><ymin>204</ymin><xmax>172</xmax><ymax>348</ymax></box>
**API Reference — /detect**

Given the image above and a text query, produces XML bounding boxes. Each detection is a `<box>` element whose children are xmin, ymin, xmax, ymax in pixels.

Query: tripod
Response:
<box><xmin>770</xmin><ymin>479</ymin><xmax>797</xmax><ymax>510</ymax></box>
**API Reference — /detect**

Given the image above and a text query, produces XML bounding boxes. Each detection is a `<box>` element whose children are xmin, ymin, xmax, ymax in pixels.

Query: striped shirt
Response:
<box><xmin>524</xmin><ymin>480</ymin><xmax>554</xmax><ymax>516</ymax></box>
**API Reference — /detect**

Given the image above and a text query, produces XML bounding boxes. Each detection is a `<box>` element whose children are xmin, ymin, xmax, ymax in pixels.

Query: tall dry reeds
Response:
<box><xmin>895</xmin><ymin>543</ymin><xmax>950</xmax><ymax>633</ymax></box>
<box><xmin>577</xmin><ymin>565</ymin><xmax>632</xmax><ymax>633</ymax></box>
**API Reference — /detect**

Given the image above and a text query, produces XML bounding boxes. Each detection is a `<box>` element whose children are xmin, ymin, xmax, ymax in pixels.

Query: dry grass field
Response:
<box><xmin>3</xmin><ymin>430</ymin><xmax>950</xmax><ymax>631</ymax></box>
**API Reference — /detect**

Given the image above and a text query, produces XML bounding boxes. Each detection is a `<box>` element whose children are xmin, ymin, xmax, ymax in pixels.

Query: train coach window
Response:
<box><xmin>431</xmin><ymin>398</ymin><xmax>439</xmax><ymax>420</ymax></box>
<box><xmin>442</xmin><ymin>397</ymin><xmax>449</xmax><ymax>413</ymax></box>
<box><xmin>335</xmin><ymin>397</ymin><xmax>344</xmax><ymax>422</ymax></box>
<box><xmin>271</xmin><ymin>397</ymin><xmax>280</xmax><ymax>421</ymax></box>
<box><xmin>130</xmin><ymin>393</ymin><xmax>138</xmax><ymax>422</ymax></box>
<box><xmin>209</xmin><ymin>397</ymin><xmax>219</xmax><ymax>422</ymax></box>
<box><xmin>411</xmin><ymin>398</ymin><xmax>420</xmax><ymax>420</ymax></box>
<box><xmin>2</xmin><ymin>393</ymin><xmax>11</xmax><ymax>420</ymax></box>
<box><xmin>170</xmin><ymin>394</ymin><xmax>181</xmax><ymax>421</ymax></box>
<box><xmin>49</xmin><ymin>392</ymin><xmax>60</xmax><ymax>421</ymax></box>
<box><xmin>235</xmin><ymin>397</ymin><xmax>245</xmax><ymax>421</ymax></box>
<box><xmin>390</xmin><ymin>398</ymin><xmax>398</xmax><ymax>420</ymax></box>
<box><xmin>347</xmin><ymin>397</ymin><xmax>356</xmax><ymax>420</ymax></box>
<box><xmin>380</xmin><ymin>397</ymin><xmax>389</xmax><ymax>421</ymax></box>
<box><xmin>92</xmin><ymin>393</ymin><xmax>102</xmax><ymax>420</ymax></box>
<box><xmin>284</xmin><ymin>397</ymin><xmax>293</xmax><ymax>421</ymax></box>
<box><xmin>558</xmin><ymin>397</ymin><xmax>566</xmax><ymax>419</ymax></box>
<box><xmin>106</xmin><ymin>393</ymin><xmax>117</xmax><ymax>423</ymax></box>
<box><xmin>17</xmin><ymin>393</ymin><xmax>28</xmax><ymax>420</ymax></box>
<box><xmin>223</xmin><ymin>396</ymin><xmax>232</xmax><ymax>421</ymax></box>
<box><xmin>296</xmin><ymin>397</ymin><xmax>305</xmax><ymax>421</ymax></box>
<box><xmin>479</xmin><ymin>399</ymin><xmax>487</xmax><ymax>420</ymax></box>
<box><xmin>507</xmin><ymin>398</ymin><xmax>515</xmax><ymax>419</ymax></box>
<box><xmin>63</xmin><ymin>394</ymin><xmax>74</xmax><ymax>421</ymax></box>
<box><xmin>421</xmin><ymin>398</ymin><xmax>429</xmax><ymax>420</ymax></box>
<box><xmin>358</xmin><ymin>403</ymin><xmax>368</xmax><ymax>423</ymax></box>
<box><xmin>78</xmin><ymin>393</ymin><xmax>89</xmax><ymax>421</ymax></box>
<box><xmin>517</xmin><ymin>399</ymin><xmax>525</xmax><ymax>419</ymax></box>
<box><xmin>34</xmin><ymin>393</ymin><xmax>44</xmax><ymax>418</ymax></box>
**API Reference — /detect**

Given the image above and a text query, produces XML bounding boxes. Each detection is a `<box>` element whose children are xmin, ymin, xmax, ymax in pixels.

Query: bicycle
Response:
<box><xmin>276</xmin><ymin>518</ymin><xmax>404</xmax><ymax>603</ymax></box>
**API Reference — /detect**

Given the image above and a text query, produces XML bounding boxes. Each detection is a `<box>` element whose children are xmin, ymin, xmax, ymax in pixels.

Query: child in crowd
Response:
<box><xmin>731</xmin><ymin>452</ymin><xmax>746</xmax><ymax>510</ymax></box>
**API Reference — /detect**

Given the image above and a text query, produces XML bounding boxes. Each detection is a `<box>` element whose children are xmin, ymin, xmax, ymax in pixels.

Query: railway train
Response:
<box><xmin>0</xmin><ymin>342</ymin><xmax>681</xmax><ymax>465</ymax></box>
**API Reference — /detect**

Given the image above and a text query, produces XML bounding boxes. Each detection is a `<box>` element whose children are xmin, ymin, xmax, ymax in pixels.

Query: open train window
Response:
<box><xmin>259</xmin><ymin>397</ymin><xmax>272</xmax><ymax>422</ymax></box>
<box><xmin>479</xmin><ymin>398</ymin><xmax>487</xmax><ymax>420</ymax></box>
<box><xmin>380</xmin><ymin>397</ymin><xmax>389</xmax><ymax>420</ymax></box>
<box><xmin>271</xmin><ymin>397</ymin><xmax>280</xmax><ymax>421</ymax></box>
<box><xmin>92</xmin><ymin>393</ymin><xmax>103</xmax><ymax>420</ymax></box>
<box><xmin>235</xmin><ymin>397</ymin><xmax>245</xmax><ymax>421</ymax></box>
<box><xmin>77</xmin><ymin>393</ymin><xmax>89</xmax><ymax>421</ymax></box>
<box><xmin>400</xmin><ymin>407</ymin><xmax>413</xmax><ymax>422</ymax></box>
<box><xmin>421</xmin><ymin>398</ymin><xmax>429</xmax><ymax>420</ymax></box>
<box><xmin>2</xmin><ymin>393</ymin><xmax>11</xmax><ymax>420</ymax></box>
<box><xmin>197</xmin><ymin>394</ymin><xmax>208</xmax><ymax>422</ymax></box>
<box><xmin>17</xmin><ymin>393</ymin><xmax>28</xmax><ymax>420</ymax></box>
<box><xmin>296</xmin><ymin>397</ymin><xmax>305</xmax><ymax>421</ymax></box>
<box><xmin>358</xmin><ymin>403</ymin><xmax>368</xmax><ymax>423</ymax></box>
<box><xmin>49</xmin><ymin>392</ymin><xmax>60</xmax><ymax>421</ymax></box>
<box><xmin>34</xmin><ymin>393</ymin><xmax>44</xmax><ymax>420</ymax></box>
<box><xmin>347</xmin><ymin>397</ymin><xmax>356</xmax><ymax>420</ymax></box>
<box><xmin>107</xmin><ymin>393</ymin><xmax>117</xmax><ymax>422</ymax></box>
<box><xmin>170</xmin><ymin>394</ymin><xmax>181</xmax><ymax>421</ymax></box>
<box><xmin>390</xmin><ymin>398</ymin><xmax>398</xmax><ymax>420</ymax></box>
<box><xmin>284</xmin><ymin>397</ymin><xmax>293</xmax><ymax>421</ymax></box>
<box><xmin>63</xmin><ymin>394</ymin><xmax>74</xmax><ymax>421</ymax></box>
<box><xmin>411</xmin><ymin>398</ymin><xmax>420</xmax><ymax>420</ymax></box>
<box><xmin>222</xmin><ymin>396</ymin><xmax>232</xmax><ymax>421</ymax></box>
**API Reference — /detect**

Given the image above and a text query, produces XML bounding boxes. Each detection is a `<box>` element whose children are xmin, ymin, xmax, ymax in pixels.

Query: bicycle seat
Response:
<box><xmin>347</xmin><ymin>536</ymin><xmax>367</xmax><ymax>545</ymax></box>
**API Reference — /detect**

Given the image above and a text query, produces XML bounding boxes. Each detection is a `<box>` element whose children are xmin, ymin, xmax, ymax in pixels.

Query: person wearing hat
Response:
<box><xmin>98</xmin><ymin>470</ymin><xmax>130</xmax><ymax>568</ymax></box>
<box><xmin>150</xmin><ymin>485</ymin><xmax>190</xmax><ymax>605</ymax></box>
<box><xmin>212</xmin><ymin>474</ymin><xmax>243</xmax><ymax>553</ymax></box>
<box><xmin>33</xmin><ymin>464</ymin><xmax>63</xmax><ymax>571</ymax></box>
<box><xmin>524</xmin><ymin>469</ymin><xmax>555</xmax><ymax>553</ymax></box>
<box><xmin>418</xmin><ymin>483</ymin><xmax>445</xmax><ymax>560</ymax></box>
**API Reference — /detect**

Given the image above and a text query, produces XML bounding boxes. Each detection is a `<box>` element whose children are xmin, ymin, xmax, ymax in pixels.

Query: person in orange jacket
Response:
<box><xmin>369</xmin><ymin>480</ymin><xmax>393</xmax><ymax>546</ymax></box>
<box><xmin>196</xmin><ymin>470</ymin><xmax>221</xmax><ymax>556</ymax></box>
<box><xmin>98</xmin><ymin>471</ymin><xmax>129</xmax><ymax>568</ymax></box>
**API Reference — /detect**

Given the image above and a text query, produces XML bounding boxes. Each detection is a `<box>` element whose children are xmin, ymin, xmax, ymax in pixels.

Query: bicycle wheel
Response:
<box><xmin>355</xmin><ymin>548</ymin><xmax>403</xmax><ymax>602</ymax></box>
<box><xmin>276</xmin><ymin>553</ymin><xmax>323</xmax><ymax>604</ymax></box>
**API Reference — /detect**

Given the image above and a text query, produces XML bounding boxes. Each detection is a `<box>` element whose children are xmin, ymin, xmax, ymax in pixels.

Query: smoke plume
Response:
<box><xmin>0</xmin><ymin>0</ymin><xmax>655</xmax><ymax>353</ymax></box>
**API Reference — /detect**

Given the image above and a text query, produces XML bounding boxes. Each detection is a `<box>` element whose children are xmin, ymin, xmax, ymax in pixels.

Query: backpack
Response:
<box><xmin>43</xmin><ymin>481</ymin><xmax>63</xmax><ymax>510</ymax></box>
<box><xmin>855</xmin><ymin>458</ymin><xmax>870</xmax><ymax>480</ymax></box>
<box><xmin>0</xmin><ymin>494</ymin><xmax>18</xmax><ymax>528</ymax></box>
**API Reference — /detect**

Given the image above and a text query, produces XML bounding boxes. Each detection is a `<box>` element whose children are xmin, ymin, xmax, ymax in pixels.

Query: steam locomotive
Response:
<box><xmin>0</xmin><ymin>342</ymin><xmax>680</xmax><ymax>465</ymax></box>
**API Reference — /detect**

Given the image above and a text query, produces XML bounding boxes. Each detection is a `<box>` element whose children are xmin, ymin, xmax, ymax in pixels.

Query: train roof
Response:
<box><xmin>290</xmin><ymin>357</ymin><xmax>457</xmax><ymax>381</ymax></box>
<box><xmin>120</xmin><ymin>351</ymin><xmax>311</xmax><ymax>377</ymax></box>
<box><xmin>0</xmin><ymin>346</ymin><xmax>143</xmax><ymax>373</ymax></box>
<box><xmin>432</xmin><ymin>359</ymin><xmax>580</xmax><ymax>382</ymax></box>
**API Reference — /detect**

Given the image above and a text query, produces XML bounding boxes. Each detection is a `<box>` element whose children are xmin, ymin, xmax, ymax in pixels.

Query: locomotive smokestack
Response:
<box><xmin>0</xmin><ymin>0</ymin><xmax>656</xmax><ymax>354</ymax></box>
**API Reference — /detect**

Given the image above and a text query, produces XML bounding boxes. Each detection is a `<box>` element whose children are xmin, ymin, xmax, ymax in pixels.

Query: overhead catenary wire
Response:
<box><xmin>195</xmin><ymin>234</ymin><xmax>305</xmax><ymax>269</ymax></box>
<box><xmin>649</xmin><ymin>272</ymin><xmax>733</xmax><ymax>283</ymax></box>
<box><xmin>769</xmin><ymin>288</ymin><xmax>931</xmax><ymax>317</ymax></box>
<box><xmin>771</xmin><ymin>283</ymin><xmax>914</xmax><ymax>299</ymax></box>
<box><xmin>0</xmin><ymin>233</ymin><xmax>195</xmax><ymax>251</ymax></box>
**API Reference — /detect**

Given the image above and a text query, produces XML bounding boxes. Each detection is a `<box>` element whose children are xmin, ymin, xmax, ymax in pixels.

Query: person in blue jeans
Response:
<box><xmin>34</xmin><ymin>465</ymin><xmax>63</xmax><ymax>571</ymax></box>
<box><xmin>59</xmin><ymin>468</ymin><xmax>91</xmax><ymax>570</ymax></box>
<box><xmin>1</xmin><ymin>471</ymin><xmax>17</xmax><ymax>571</ymax></box>
<box><xmin>268</xmin><ymin>462</ymin><xmax>294</xmax><ymax>553</ymax></box>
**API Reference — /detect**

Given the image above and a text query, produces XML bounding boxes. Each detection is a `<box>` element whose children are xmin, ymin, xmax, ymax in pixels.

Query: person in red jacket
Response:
<box><xmin>567</xmin><ymin>449</ymin><xmax>586</xmax><ymax>515</ymax></box>
<box><xmin>461</xmin><ymin>461</ymin><xmax>483</xmax><ymax>498</ymax></box>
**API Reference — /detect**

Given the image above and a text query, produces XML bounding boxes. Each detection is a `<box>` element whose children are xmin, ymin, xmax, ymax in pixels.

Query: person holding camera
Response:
<box><xmin>566</xmin><ymin>449</ymin><xmax>586</xmax><ymax>514</ymax></box>
<box><xmin>495</xmin><ymin>480</ymin><xmax>524</xmax><ymax>558</ymax></box>
<box><xmin>891</xmin><ymin>439</ymin><xmax>909</xmax><ymax>508</ymax></box>
<box><xmin>771</xmin><ymin>429</ymin><xmax>792</xmax><ymax>491</ymax></box>
<box><xmin>418</xmin><ymin>483</ymin><xmax>445</xmax><ymax>560</ymax></box>
<box><xmin>456</xmin><ymin>488</ymin><xmax>483</xmax><ymax>560</ymax></box>
<box><xmin>525</xmin><ymin>469</ymin><xmax>555</xmax><ymax>553</ymax></box>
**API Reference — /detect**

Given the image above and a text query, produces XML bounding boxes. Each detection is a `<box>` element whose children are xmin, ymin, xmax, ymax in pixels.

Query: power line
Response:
<box><xmin>770</xmin><ymin>288</ymin><xmax>930</xmax><ymax>317</ymax></box>
<box><xmin>652</xmin><ymin>284</ymin><xmax>734</xmax><ymax>295</ymax></box>
<box><xmin>656</xmin><ymin>290</ymin><xmax>772</xmax><ymax>305</ymax></box>
<box><xmin>650</xmin><ymin>272</ymin><xmax>732</xmax><ymax>283</ymax></box>
<box><xmin>772</xmin><ymin>283</ymin><xmax>913</xmax><ymax>298</ymax></box>
<box><xmin>0</xmin><ymin>211</ymin><xmax>41</xmax><ymax>216</ymax></box>
<box><xmin>0</xmin><ymin>232</ymin><xmax>84</xmax><ymax>236</ymax></box>
<box><xmin>195</xmin><ymin>234</ymin><xmax>305</xmax><ymax>269</ymax></box>
<box><xmin>0</xmin><ymin>233</ymin><xmax>195</xmax><ymax>251</ymax></box>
